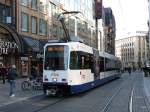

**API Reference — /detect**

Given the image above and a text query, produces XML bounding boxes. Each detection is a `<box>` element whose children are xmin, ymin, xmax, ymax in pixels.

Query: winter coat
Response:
<box><xmin>7</xmin><ymin>68</ymin><xmax>18</xmax><ymax>80</ymax></box>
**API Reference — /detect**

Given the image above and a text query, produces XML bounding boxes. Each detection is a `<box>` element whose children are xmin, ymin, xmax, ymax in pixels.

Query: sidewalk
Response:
<box><xmin>144</xmin><ymin>76</ymin><xmax>150</xmax><ymax>105</ymax></box>
<box><xmin>0</xmin><ymin>78</ymin><xmax>43</xmax><ymax>107</ymax></box>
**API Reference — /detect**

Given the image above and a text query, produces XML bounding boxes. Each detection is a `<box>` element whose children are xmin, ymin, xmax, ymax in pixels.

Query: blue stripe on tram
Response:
<box><xmin>70</xmin><ymin>74</ymin><xmax>119</xmax><ymax>94</ymax></box>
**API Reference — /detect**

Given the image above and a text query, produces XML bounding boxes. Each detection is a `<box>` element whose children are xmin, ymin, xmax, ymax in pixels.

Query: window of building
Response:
<box><xmin>0</xmin><ymin>4</ymin><xmax>11</xmax><ymax>23</ymax></box>
<box><xmin>21</xmin><ymin>0</ymin><xmax>29</xmax><ymax>6</ymax></box>
<box><xmin>31</xmin><ymin>0</ymin><xmax>38</xmax><ymax>10</ymax></box>
<box><xmin>39</xmin><ymin>19</ymin><xmax>47</xmax><ymax>35</ymax></box>
<box><xmin>21</xmin><ymin>12</ymin><xmax>29</xmax><ymax>32</ymax></box>
<box><xmin>48</xmin><ymin>2</ymin><xmax>52</xmax><ymax>17</ymax></box>
<box><xmin>51</xmin><ymin>4</ymin><xmax>57</xmax><ymax>18</ymax></box>
<box><xmin>31</xmin><ymin>16</ymin><xmax>37</xmax><ymax>34</ymax></box>
<box><xmin>39</xmin><ymin>1</ymin><xmax>46</xmax><ymax>13</ymax></box>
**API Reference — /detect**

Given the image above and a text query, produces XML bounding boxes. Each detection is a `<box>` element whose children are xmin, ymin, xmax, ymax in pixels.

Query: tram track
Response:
<box><xmin>0</xmin><ymin>73</ymin><xmax>141</xmax><ymax>112</ymax></box>
<box><xmin>100</xmin><ymin>73</ymin><xmax>136</xmax><ymax>112</ymax></box>
<box><xmin>33</xmin><ymin>97</ymin><xmax>66</xmax><ymax>112</ymax></box>
<box><xmin>129</xmin><ymin>86</ymin><xmax>134</xmax><ymax>112</ymax></box>
<box><xmin>32</xmin><ymin>75</ymin><xmax>130</xmax><ymax>112</ymax></box>
<box><xmin>143</xmin><ymin>92</ymin><xmax>150</xmax><ymax>112</ymax></box>
<box><xmin>31</xmin><ymin>76</ymin><xmax>129</xmax><ymax>112</ymax></box>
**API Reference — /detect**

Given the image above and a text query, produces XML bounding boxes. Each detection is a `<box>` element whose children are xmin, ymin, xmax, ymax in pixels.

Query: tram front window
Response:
<box><xmin>44</xmin><ymin>46</ymin><xmax>68</xmax><ymax>70</ymax></box>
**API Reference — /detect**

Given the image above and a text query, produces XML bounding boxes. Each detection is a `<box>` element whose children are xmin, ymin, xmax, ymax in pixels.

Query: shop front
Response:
<box><xmin>0</xmin><ymin>23</ymin><xmax>46</xmax><ymax>77</ymax></box>
<box><xmin>0</xmin><ymin>23</ymin><xmax>22</xmax><ymax>75</ymax></box>
<box><xmin>21</xmin><ymin>36</ymin><xmax>46</xmax><ymax>77</ymax></box>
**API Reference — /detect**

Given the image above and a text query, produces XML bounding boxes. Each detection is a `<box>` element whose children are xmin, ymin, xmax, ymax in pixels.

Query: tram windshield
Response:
<box><xmin>44</xmin><ymin>45</ymin><xmax>68</xmax><ymax>70</ymax></box>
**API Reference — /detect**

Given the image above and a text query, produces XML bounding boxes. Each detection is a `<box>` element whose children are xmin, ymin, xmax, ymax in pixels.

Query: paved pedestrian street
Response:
<box><xmin>0</xmin><ymin>78</ymin><xmax>43</xmax><ymax>107</ymax></box>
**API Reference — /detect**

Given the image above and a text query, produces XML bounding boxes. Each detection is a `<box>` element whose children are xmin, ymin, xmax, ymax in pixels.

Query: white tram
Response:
<box><xmin>43</xmin><ymin>41</ymin><xmax>121</xmax><ymax>95</ymax></box>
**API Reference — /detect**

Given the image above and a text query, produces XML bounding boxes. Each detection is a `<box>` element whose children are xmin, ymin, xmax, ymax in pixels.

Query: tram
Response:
<box><xmin>43</xmin><ymin>41</ymin><xmax>121</xmax><ymax>96</ymax></box>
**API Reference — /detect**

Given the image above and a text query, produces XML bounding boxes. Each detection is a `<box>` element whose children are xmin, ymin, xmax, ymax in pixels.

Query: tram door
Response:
<box><xmin>92</xmin><ymin>49</ymin><xmax>100</xmax><ymax>80</ymax></box>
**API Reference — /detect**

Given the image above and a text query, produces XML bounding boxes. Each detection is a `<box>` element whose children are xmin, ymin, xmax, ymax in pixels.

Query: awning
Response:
<box><xmin>22</xmin><ymin>36</ymin><xmax>47</xmax><ymax>53</ymax></box>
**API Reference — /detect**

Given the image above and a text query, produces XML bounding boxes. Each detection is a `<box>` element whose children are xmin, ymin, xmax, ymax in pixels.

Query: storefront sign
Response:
<box><xmin>0</xmin><ymin>40</ymin><xmax>18</xmax><ymax>55</ymax></box>
<box><xmin>36</xmin><ymin>53</ymin><xmax>44</xmax><ymax>59</ymax></box>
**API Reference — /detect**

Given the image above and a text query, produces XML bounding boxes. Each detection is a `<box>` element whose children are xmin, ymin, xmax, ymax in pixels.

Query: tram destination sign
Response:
<box><xmin>0</xmin><ymin>39</ymin><xmax>18</xmax><ymax>55</ymax></box>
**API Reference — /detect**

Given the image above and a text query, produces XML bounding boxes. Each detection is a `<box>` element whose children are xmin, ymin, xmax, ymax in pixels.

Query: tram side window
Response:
<box><xmin>70</xmin><ymin>51</ymin><xmax>92</xmax><ymax>69</ymax></box>
<box><xmin>105</xmin><ymin>58</ymin><xmax>111</xmax><ymax>71</ymax></box>
<box><xmin>80</xmin><ymin>54</ymin><xmax>91</xmax><ymax>69</ymax></box>
<box><xmin>84</xmin><ymin>54</ymin><xmax>92</xmax><ymax>69</ymax></box>
<box><xmin>70</xmin><ymin>52</ymin><xmax>79</xmax><ymax>69</ymax></box>
<box><xmin>105</xmin><ymin>58</ymin><xmax>117</xmax><ymax>71</ymax></box>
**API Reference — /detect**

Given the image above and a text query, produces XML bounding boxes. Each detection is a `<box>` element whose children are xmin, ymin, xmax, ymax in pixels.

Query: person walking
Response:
<box><xmin>31</xmin><ymin>66</ymin><xmax>37</xmax><ymax>80</ymax></box>
<box><xmin>1</xmin><ymin>65</ymin><xmax>7</xmax><ymax>84</ymax></box>
<box><xmin>128</xmin><ymin>67</ymin><xmax>131</xmax><ymax>75</ymax></box>
<box><xmin>0</xmin><ymin>64</ymin><xmax>2</xmax><ymax>82</ymax></box>
<box><xmin>7</xmin><ymin>65</ymin><xmax>18</xmax><ymax>97</ymax></box>
<box><xmin>143</xmin><ymin>65</ymin><xmax>149</xmax><ymax>77</ymax></box>
<box><xmin>0</xmin><ymin>64</ymin><xmax>7</xmax><ymax>84</ymax></box>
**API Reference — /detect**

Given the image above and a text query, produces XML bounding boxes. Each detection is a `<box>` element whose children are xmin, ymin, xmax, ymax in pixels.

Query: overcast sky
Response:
<box><xmin>103</xmin><ymin>0</ymin><xmax>149</xmax><ymax>39</ymax></box>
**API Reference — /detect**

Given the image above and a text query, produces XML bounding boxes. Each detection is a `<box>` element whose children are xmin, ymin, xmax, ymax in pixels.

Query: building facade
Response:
<box><xmin>116</xmin><ymin>34</ymin><xmax>148</xmax><ymax>69</ymax></box>
<box><xmin>148</xmin><ymin>0</ymin><xmax>150</xmax><ymax>65</ymax></box>
<box><xmin>103</xmin><ymin>7</ymin><xmax>116</xmax><ymax>55</ymax></box>
<box><xmin>0</xmin><ymin>0</ymin><xmax>22</xmax><ymax>73</ymax></box>
<box><xmin>0</xmin><ymin>0</ymin><xmax>98</xmax><ymax>76</ymax></box>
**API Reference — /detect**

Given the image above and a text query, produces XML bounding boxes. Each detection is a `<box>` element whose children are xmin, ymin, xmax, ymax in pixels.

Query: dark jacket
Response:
<box><xmin>0</xmin><ymin>67</ymin><xmax>7</xmax><ymax>76</ymax></box>
<box><xmin>31</xmin><ymin>67</ymin><xmax>37</xmax><ymax>79</ymax></box>
<box><xmin>7</xmin><ymin>68</ymin><xmax>18</xmax><ymax>80</ymax></box>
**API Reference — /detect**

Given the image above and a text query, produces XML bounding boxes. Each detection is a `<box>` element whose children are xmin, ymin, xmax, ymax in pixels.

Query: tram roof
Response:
<box><xmin>45</xmin><ymin>41</ymin><xmax>118</xmax><ymax>60</ymax></box>
<box><xmin>99</xmin><ymin>52</ymin><xmax>118</xmax><ymax>60</ymax></box>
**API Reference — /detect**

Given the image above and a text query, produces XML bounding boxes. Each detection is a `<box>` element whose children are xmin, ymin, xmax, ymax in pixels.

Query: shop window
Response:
<box><xmin>31</xmin><ymin>16</ymin><xmax>37</xmax><ymax>34</ymax></box>
<box><xmin>21</xmin><ymin>12</ymin><xmax>29</xmax><ymax>32</ymax></box>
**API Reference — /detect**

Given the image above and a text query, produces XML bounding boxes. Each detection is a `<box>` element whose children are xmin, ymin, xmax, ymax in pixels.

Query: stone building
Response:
<box><xmin>115</xmin><ymin>33</ymin><xmax>148</xmax><ymax>69</ymax></box>
<box><xmin>0</xmin><ymin>0</ymin><xmax>98</xmax><ymax>76</ymax></box>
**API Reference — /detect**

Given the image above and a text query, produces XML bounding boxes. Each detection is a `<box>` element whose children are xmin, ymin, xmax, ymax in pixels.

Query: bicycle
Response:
<box><xmin>21</xmin><ymin>77</ymin><xmax>43</xmax><ymax>91</ymax></box>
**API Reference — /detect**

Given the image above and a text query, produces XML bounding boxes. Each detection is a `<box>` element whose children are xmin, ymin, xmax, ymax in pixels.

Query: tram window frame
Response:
<box><xmin>105</xmin><ymin>58</ymin><xmax>112</xmax><ymax>71</ymax></box>
<box><xmin>69</xmin><ymin>51</ymin><xmax>92</xmax><ymax>70</ymax></box>
<box><xmin>105</xmin><ymin>58</ymin><xmax>118</xmax><ymax>71</ymax></box>
<box><xmin>70</xmin><ymin>51</ymin><xmax>79</xmax><ymax>69</ymax></box>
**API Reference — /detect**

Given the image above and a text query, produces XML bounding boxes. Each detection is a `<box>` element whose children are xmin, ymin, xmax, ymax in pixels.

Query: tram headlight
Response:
<box><xmin>52</xmin><ymin>78</ymin><xmax>57</xmax><ymax>82</ymax></box>
<box><xmin>44</xmin><ymin>75</ymin><xmax>48</xmax><ymax>81</ymax></box>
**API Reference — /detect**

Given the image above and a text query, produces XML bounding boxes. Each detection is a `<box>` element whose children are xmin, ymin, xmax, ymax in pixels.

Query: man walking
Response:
<box><xmin>1</xmin><ymin>65</ymin><xmax>7</xmax><ymax>84</ymax></box>
<box><xmin>7</xmin><ymin>65</ymin><xmax>18</xmax><ymax>97</ymax></box>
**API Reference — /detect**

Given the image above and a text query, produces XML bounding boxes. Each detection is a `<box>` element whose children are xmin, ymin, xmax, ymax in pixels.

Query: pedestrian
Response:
<box><xmin>128</xmin><ymin>67</ymin><xmax>131</xmax><ymax>75</ymax></box>
<box><xmin>1</xmin><ymin>65</ymin><xmax>7</xmax><ymax>84</ymax></box>
<box><xmin>7</xmin><ymin>65</ymin><xmax>18</xmax><ymax>97</ymax></box>
<box><xmin>31</xmin><ymin>66</ymin><xmax>37</xmax><ymax>80</ymax></box>
<box><xmin>0</xmin><ymin>64</ymin><xmax>2</xmax><ymax>81</ymax></box>
<box><xmin>143</xmin><ymin>64</ymin><xmax>150</xmax><ymax>77</ymax></box>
